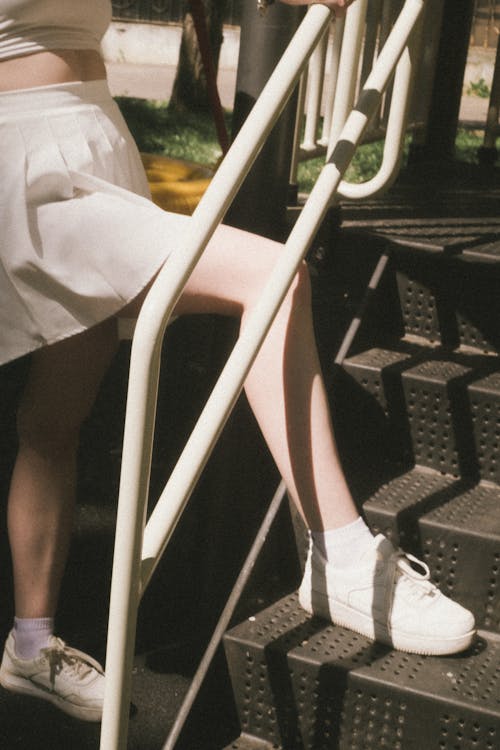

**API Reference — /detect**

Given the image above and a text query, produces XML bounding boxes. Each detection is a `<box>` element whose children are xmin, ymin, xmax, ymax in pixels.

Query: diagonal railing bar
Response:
<box><xmin>100</xmin><ymin>2</ymin><xmax>426</xmax><ymax>749</ymax></box>
<box><xmin>162</xmin><ymin>479</ymin><xmax>288</xmax><ymax>750</ymax></box>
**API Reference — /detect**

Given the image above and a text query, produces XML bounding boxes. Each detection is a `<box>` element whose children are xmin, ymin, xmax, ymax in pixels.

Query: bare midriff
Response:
<box><xmin>0</xmin><ymin>49</ymin><xmax>107</xmax><ymax>92</ymax></box>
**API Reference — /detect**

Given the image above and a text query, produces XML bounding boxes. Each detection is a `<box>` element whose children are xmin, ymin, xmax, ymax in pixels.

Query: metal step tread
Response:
<box><xmin>224</xmin><ymin>594</ymin><xmax>500</xmax><ymax>750</ymax></box>
<box><xmin>338</xmin><ymin>347</ymin><xmax>500</xmax><ymax>478</ymax></box>
<box><xmin>341</xmin><ymin>347</ymin><xmax>500</xmax><ymax>404</ymax></box>
<box><xmin>340</xmin><ymin>219</ymin><xmax>500</xmax><ymax>263</ymax></box>
<box><xmin>363</xmin><ymin>467</ymin><xmax>500</xmax><ymax>539</ymax></box>
<box><xmin>339</xmin><ymin>163</ymin><xmax>500</xmax><ymax>263</ymax></box>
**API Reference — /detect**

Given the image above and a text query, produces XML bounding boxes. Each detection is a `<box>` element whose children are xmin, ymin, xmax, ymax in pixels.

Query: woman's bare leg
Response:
<box><xmin>6</xmin><ymin>217</ymin><xmax>356</xmax><ymax>621</ymax></box>
<box><xmin>8</xmin><ymin>319</ymin><xmax>119</xmax><ymax>618</ymax></box>
<box><xmin>172</xmin><ymin>224</ymin><xmax>359</xmax><ymax>532</ymax></box>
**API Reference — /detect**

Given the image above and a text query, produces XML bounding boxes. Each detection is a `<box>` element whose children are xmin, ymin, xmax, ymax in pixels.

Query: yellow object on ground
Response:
<box><xmin>141</xmin><ymin>152</ymin><xmax>213</xmax><ymax>215</ymax></box>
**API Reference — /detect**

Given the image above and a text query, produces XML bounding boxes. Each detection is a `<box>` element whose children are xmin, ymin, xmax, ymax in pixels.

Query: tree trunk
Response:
<box><xmin>169</xmin><ymin>0</ymin><xmax>227</xmax><ymax>113</ymax></box>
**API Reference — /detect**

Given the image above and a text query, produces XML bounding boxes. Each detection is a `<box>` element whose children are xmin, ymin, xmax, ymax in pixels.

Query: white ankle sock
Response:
<box><xmin>13</xmin><ymin>617</ymin><xmax>54</xmax><ymax>659</ymax></box>
<box><xmin>311</xmin><ymin>516</ymin><xmax>374</xmax><ymax>568</ymax></box>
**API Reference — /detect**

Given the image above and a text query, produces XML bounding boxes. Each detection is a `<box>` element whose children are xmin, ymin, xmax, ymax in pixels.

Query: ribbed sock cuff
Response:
<box><xmin>311</xmin><ymin>516</ymin><xmax>374</xmax><ymax>567</ymax></box>
<box><xmin>13</xmin><ymin>617</ymin><xmax>54</xmax><ymax>659</ymax></box>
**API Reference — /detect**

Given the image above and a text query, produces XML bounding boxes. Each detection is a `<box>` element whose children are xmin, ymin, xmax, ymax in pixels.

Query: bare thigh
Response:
<box><xmin>120</xmin><ymin>223</ymin><xmax>287</xmax><ymax>321</ymax></box>
<box><xmin>17</xmin><ymin>224</ymin><xmax>282</xmax><ymax>439</ymax></box>
<box><xmin>17</xmin><ymin>318</ymin><xmax>119</xmax><ymax>446</ymax></box>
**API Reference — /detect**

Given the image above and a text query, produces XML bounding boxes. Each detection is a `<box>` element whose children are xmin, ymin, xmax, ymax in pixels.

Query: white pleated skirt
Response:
<box><xmin>0</xmin><ymin>79</ymin><xmax>191</xmax><ymax>366</ymax></box>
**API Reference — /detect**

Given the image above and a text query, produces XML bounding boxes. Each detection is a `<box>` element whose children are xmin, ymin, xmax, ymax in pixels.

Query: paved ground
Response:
<box><xmin>459</xmin><ymin>92</ymin><xmax>490</xmax><ymax>124</ymax></box>
<box><xmin>106</xmin><ymin>61</ymin><xmax>237</xmax><ymax>109</ymax></box>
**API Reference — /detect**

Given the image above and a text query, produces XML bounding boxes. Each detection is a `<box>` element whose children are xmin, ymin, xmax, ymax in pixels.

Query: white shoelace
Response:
<box><xmin>392</xmin><ymin>550</ymin><xmax>437</xmax><ymax>600</ymax></box>
<box><xmin>40</xmin><ymin>638</ymin><xmax>103</xmax><ymax>687</ymax></box>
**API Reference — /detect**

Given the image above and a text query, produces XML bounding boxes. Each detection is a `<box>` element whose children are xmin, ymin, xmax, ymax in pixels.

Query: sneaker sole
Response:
<box><xmin>0</xmin><ymin>668</ymin><xmax>102</xmax><ymax>722</ymax></box>
<box><xmin>298</xmin><ymin>584</ymin><xmax>476</xmax><ymax>656</ymax></box>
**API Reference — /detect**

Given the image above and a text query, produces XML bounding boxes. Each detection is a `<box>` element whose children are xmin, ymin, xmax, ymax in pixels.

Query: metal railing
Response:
<box><xmin>291</xmin><ymin>0</ymin><xmax>428</xmax><ymax>199</ymax></box>
<box><xmin>100</xmin><ymin>1</ymin><xmax>428</xmax><ymax>747</ymax></box>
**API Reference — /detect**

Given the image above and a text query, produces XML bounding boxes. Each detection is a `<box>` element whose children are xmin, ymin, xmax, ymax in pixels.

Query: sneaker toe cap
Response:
<box><xmin>397</xmin><ymin>596</ymin><xmax>475</xmax><ymax>638</ymax></box>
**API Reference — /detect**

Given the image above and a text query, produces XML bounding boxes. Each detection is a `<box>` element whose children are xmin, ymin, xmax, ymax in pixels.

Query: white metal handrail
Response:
<box><xmin>100</xmin><ymin>7</ymin><xmax>333</xmax><ymax>749</ymax></box>
<box><xmin>320</xmin><ymin>15</ymin><xmax>345</xmax><ymax>145</ymax></box>
<box><xmin>338</xmin><ymin>18</ymin><xmax>421</xmax><ymax>199</ymax></box>
<box><xmin>100</xmin><ymin>2</ymin><xmax>427</xmax><ymax>748</ymax></box>
<box><xmin>328</xmin><ymin>0</ymin><xmax>369</xmax><ymax>150</ymax></box>
<box><xmin>292</xmin><ymin>0</ymin><xmax>426</xmax><ymax>199</ymax></box>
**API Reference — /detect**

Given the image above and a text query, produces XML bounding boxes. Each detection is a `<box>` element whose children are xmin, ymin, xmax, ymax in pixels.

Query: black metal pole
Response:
<box><xmin>419</xmin><ymin>0</ymin><xmax>475</xmax><ymax>160</ymax></box>
<box><xmin>226</xmin><ymin>0</ymin><xmax>305</xmax><ymax>240</ymax></box>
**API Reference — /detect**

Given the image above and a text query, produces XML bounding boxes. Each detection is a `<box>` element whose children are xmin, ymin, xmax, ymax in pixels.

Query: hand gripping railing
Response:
<box><xmin>100</xmin><ymin>2</ymin><xmax>427</xmax><ymax>748</ymax></box>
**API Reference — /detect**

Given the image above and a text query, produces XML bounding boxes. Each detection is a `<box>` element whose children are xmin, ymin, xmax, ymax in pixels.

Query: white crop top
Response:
<box><xmin>0</xmin><ymin>0</ymin><xmax>112</xmax><ymax>61</ymax></box>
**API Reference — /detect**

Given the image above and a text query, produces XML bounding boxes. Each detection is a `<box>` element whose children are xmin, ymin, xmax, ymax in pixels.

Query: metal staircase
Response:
<box><xmin>1</xmin><ymin>3</ymin><xmax>499</xmax><ymax>749</ymax></box>
<box><xmin>221</xmin><ymin>165</ymin><xmax>500</xmax><ymax>750</ymax></box>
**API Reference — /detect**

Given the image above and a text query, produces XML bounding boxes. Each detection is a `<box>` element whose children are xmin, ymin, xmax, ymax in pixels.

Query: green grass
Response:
<box><xmin>116</xmin><ymin>97</ymin><xmax>229</xmax><ymax>167</ymax></box>
<box><xmin>116</xmin><ymin>97</ymin><xmax>496</xmax><ymax>193</ymax></box>
<box><xmin>296</xmin><ymin>130</ymin><xmax>498</xmax><ymax>192</ymax></box>
<box><xmin>297</xmin><ymin>138</ymin><xmax>389</xmax><ymax>193</ymax></box>
<box><xmin>455</xmin><ymin>127</ymin><xmax>491</xmax><ymax>163</ymax></box>
<box><xmin>466</xmin><ymin>78</ymin><xmax>491</xmax><ymax>98</ymax></box>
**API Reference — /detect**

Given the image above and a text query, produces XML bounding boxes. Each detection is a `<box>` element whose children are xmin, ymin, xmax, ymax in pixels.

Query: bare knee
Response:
<box><xmin>242</xmin><ymin>238</ymin><xmax>312</xmax><ymax>308</ymax></box>
<box><xmin>292</xmin><ymin>260</ymin><xmax>312</xmax><ymax>306</ymax></box>
<box><xmin>275</xmin><ymin>260</ymin><xmax>312</xmax><ymax>319</ymax></box>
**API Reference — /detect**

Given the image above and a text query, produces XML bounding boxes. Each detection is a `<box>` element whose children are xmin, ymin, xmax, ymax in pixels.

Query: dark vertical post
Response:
<box><xmin>478</xmin><ymin>35</ymin><xmax>500</xmax><ymax>165</ymax></box>
<box><xmin>226</xmin><ymin>0</ymin><xmax>305</xmax><ymax>240</ymax></box>
<box><xmin>420</xmin><ymin>0</ymin><xmax>475</xmax><ymax>160</ymax></box>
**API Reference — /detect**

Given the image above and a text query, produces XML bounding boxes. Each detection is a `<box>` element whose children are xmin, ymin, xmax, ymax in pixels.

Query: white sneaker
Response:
<box><xmin>0</xmin><ymin>631</ymin><xmax>104</xmax><ymax>721</ymax></box>
<box><xmin>298</xmin><ymin>534</ymin><xmax>476</xmax><ymax>655</ymax></box>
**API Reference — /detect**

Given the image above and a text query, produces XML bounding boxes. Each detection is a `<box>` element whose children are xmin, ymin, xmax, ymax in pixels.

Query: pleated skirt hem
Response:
<box><xmin>0</xmin><ymin>79</ymin><xmax>190</xmax><ymax>365</ymax></box>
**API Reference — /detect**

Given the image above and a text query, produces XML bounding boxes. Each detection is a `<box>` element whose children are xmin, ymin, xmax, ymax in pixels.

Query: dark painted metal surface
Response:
<box><xmin>418</xmin><ymin>0</ymin><xmax>476</xmax><ymax>160</ymax></box>
<box><xmin>224</xmin><ymin>157</ymin><xmax>500</xmax><ymax>748</ymax></box>
<box><xmin>226</xmin><ymin>0</ymin><xmax>304</xmax><ymax>240</ymax></box>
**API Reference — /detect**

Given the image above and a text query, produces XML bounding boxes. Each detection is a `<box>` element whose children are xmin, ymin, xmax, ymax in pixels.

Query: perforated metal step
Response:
<box><xmin>337</xmin><ymin>209</ymin><xmax>500</xmax><ymax>353</ymax></box>
<box><xmin>469</xmin><ymin>371</ymin><xmax>500</xmax><ymax>485</ymax></box>
<box><xmin>394</xmin><ymin>254</ymin><xmax>500</xmax><ymax>353</ymax></box>
<box><xmin>336</xmin><ymin>348</ymin><xmax>500</xmax><ymax>481</ymax></box>
<box><xmin>342</xmin><ymin>216</ymin><xmax>500</xmax><ymax>258</ymax></box>
<box><xmin>224</xmin><ymin>595</ymin><xmax>500</xmax><ymax>750</ymax></box>
<box><xmin>401</xmin><ymin>357</ymin><xmax>479</xmax><ymax>477</ymax></box>
<box><xmin>340</xmin><ymin>165</ymin><xmax>500</xmax><ymax>266</ymax></box>
<box><xmin>362</xmin><ymin>467</ymin><xmax>500</xmax><ymax>633</ymax></box>
<box><xmin>331</xmin><ymin>345</ymin><xmax>422</xmax><ymax>480</ymax></box>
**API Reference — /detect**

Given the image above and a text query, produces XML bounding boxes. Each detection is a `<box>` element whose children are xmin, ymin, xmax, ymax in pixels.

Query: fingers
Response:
<box><xmin>315</xmin><ymin>0</ymin><xmax>356</xmax><ymax>17</ymax></box>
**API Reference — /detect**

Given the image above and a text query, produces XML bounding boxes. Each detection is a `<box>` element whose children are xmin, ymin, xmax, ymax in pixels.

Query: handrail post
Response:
<box><xmin>99</xmin><ymin>324</ymin><xmax>165</xmax><ymax>750</ymax></box>
<box><xmin>327</xmin><ymin>0</ymin><xmax>368</xmax><ymax>155</ymax></box>
<box><xmin>338</xmin><ymin>2</ymin><xmax>424</xmax><ymax>199</ymax></box>
<box><xmin>479</xmin><ymin>34</ymin><xmax>500</xmax><ymax>163</ymax></box>
<box><xmin>99</xmin><ymin>3</ymin><xmax>427</xmax><ymax>748</ymax></box>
